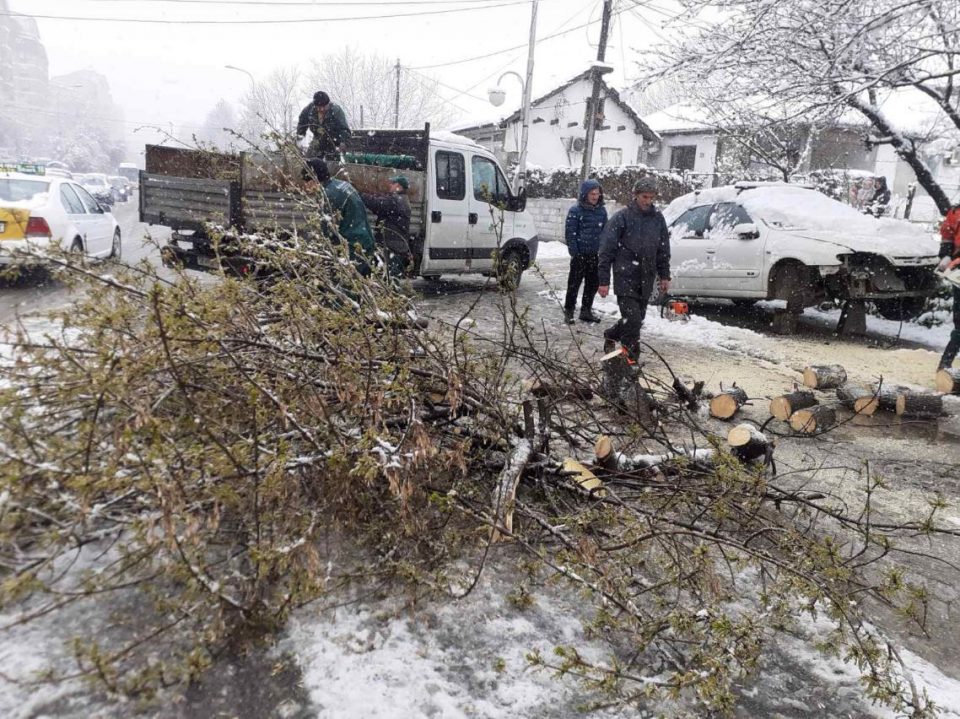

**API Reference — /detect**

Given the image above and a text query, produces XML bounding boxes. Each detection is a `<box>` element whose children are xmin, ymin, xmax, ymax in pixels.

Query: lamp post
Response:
<box><xmin>225</xmin><ymin>64</ymin><xmax>255</xmax><ymax>88</ymax></box>
<box><xmin>487</xmin><ymin>0</ymin><xmax>538</xmax><ymax>192</ymax></box>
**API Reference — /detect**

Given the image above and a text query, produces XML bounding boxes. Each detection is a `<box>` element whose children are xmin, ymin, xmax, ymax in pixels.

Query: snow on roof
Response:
<box><xmin>642</xmin><ymin>103</ymin><xmax>715</xmax><ymax>134</ymax></box>
<box><xmin>836</xmin><ymin>86</ymin><xmax>957</xmax><ymax>138</ymax></box>
<box><xmin>664</xmin><ymin>183</ymin><xmax>937</xmax><ymax>253</ymax></box>
<box><xmin>431</xmin><ymin>130</ymin><xmax>482</xmax><ymax>148</ymax></box>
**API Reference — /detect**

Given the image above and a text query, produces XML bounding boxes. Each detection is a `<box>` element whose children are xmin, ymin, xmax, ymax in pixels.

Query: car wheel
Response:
<box><xmin>497</xmin><ymin>250</ymin><xmax>524</xmax><ymax>291</ymax></box>
<box><xmin>874</xmin><ymin>296</ymin><xmax>926</xmax><ymax>321</ymax></box>
<box><xmin>109</xmin><ymin>229</ymin><xmax>121</xmax><ymax>261</ymax></box>
<box><xmin>69</xmin><ymin>237</ymin><xmax>84</xmax><ymax>255</ymax></box>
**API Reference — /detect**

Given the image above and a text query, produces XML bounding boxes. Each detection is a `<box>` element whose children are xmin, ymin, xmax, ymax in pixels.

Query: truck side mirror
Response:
<box><xmin>511</xmin><ymin>187</ymin><xmax>527</xmax><ymax>213</ymax></box>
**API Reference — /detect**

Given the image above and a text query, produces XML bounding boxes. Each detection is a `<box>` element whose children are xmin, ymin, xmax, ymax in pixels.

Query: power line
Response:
<box><xmin>0</xmin><ymin>1</ymin><xmax>531</xmax><ymax>25</ymax></box>
<box><xmin>47</xmin><ymin>0</ymin><xmax>519</xmax><ymax>4</ymax></box>
<box><xmin>410</xmin><ymin>3</ymin><xmax>629</xmax><ymax>70</ymax></box>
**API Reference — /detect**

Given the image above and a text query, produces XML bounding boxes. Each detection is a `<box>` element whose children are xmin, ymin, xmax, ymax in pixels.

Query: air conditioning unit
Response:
<box><xmin>564</xmin><ymin>137</ymin><xmax>585</xmax><ymax>152</ymax></box>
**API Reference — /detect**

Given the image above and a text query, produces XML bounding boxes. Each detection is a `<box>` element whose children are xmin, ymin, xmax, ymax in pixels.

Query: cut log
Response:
<box><xmin>522</xmin><ymin>378</ymin><xmax>595</xmax><ymax>402</ymax></box>
<box><xmin>727</xmin><ymin>423</ymin><xmax>773</xmax><ymax>463</ymax></box>
<box><xmin>561</xmin><ymin>458</ymin><xmax>607</xmax><ymax>498</ymax></box>
<box><xmin>789</xmin><ymin>405</ymin><xmax>838</xmax><ymax>434</ymax></box>
<box><xmin>835</xmin><ymin>384</ymin><xmax>879</xmax><ymax>416</ymax></box>
<box><xmin>870</xmin><ymin>384</ymin><xmax>904</xmax><ymax>413</ymax></box>
<box><xmin>595</xmin><ymin>435</ymin><xmax>618</xmax><ymax>472</ymax></box>
<box><xmin>709</xmin><ymin>386</ymin><xmax>748</xmax><ymax>420</ymax></box>
<box><xmin>802</xmin><ymin>364</ymin><xmax>848</xmax><ymax>390</ymax></box>
<box><xmin>769</xmin><ymin>390</ymin><xmax>817</xmax><ymax>421</ymax></box>
<box><xmin>936</xmin><ymin>368</ymin><xmax>960</xmax><ymax>395</ymax></box>
<box><xmin>896</xmin><ymin>392</ymin><xmax>943</xmax><ymax>420</ymax></box>
<box><xmin>490</xmin><ymin>439</ymin><xmax>534</xmax><ymax>542</ymax></box>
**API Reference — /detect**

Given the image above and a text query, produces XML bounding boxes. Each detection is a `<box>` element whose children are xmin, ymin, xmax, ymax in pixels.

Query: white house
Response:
<box><xmin>498</xmin><ymin>71</ymin><xmax>660</xmax><ymax>170</ymax></box>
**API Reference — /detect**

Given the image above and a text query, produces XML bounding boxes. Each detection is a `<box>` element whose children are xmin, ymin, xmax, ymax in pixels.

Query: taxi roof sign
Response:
<box><xmin>0</xmin><ymin>163</ymin><xmax>47</xmax><ymax>176</ymax></box>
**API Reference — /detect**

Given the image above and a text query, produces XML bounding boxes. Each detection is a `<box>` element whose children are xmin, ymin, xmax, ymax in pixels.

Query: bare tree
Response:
<box><xmin>305</xmin><ymin>48</ymin><xmax>456</xmax><ymax>129</ymax></box>
<box><xmin>197</xmin><ymin>99</ymin><xmax>239</xmax><ymax>151</ymax></box>
<box><xmin>647</xmin><ymin>0</ymin><xmax>960</xmax><ymax>213</ymax></box>
<box><xmin>238</xmin><ymin>65</ymin><xmax>304</xmax><ymax>141</ymax></box>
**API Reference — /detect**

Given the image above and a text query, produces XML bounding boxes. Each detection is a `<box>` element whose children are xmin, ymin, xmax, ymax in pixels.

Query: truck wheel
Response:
<box><xmin>874</xmin><ymin>296</ymin><xmax>926</xmax><ymax>321</ymax></box>
<box><xmin>497</xmin><ymin>250</ymin><xmax>524</xmax><ymax>291</ymax></box>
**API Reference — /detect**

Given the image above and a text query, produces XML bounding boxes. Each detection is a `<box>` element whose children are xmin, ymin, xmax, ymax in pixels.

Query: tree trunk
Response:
<box><xmin>789</xmin><ymin>405</ymin><xmax>837</xmax><ymax>434</ymax></box>
<box><xmin>769</xmin><ymin>390</ymin><xmax>817</xmax><ymax>421</ymax></box>
<box><xmin>935</xmin><ymin>368</ymin><xmax>960</xmax><ymax>395</ymax></box>
<box><xmin>836</xmin><ymin>384</ymin><xmax>879</xmax><ymax>416</ymax></box>
<box><xmin>727</xmin><ymin>423</ymin><xmax>772</xmax><ymax>463</ymax></box>
<box><xmin>896</xmin><ymin>392</ymin><xmax>943</xmax><ymax>420</ymax></box>
<box><xmin>709</xmin><ymin>386</ymin><xmax>748</xmax><ymax>420</ymax></box>
<box><xmin>802</xmin><ymin>364</ymin><xmax>848</xmax><ymax>390</ymax></box>
<box><xmin>490</xmin><ymin>439</ymin><xmax>534</xmax><ymax>543</ymax></box>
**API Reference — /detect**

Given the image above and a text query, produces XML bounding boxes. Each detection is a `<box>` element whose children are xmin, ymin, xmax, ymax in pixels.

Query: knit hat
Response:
<box><xmin>632</xmin><ymin>176</ymin><xmax>658</xmax><ymax>194</ymax></box>
<box><xmin>313</xmin><ymin>91</ymin><xmax>330</xmax><ymax>107</ymax></box>
<box><xmin>390</xmin><ymin>175</ymin><xmax>409</xmax><ymax>191</ymax></box>
<box><xmin>303</xmin><ymin>158</ymin><xmax>330</xmax><ymax>183</ymax></box>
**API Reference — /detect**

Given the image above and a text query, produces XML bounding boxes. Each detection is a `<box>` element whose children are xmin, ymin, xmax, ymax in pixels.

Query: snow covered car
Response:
<box><xmin>108</xmin><ymin>175</ymin><xmax>131</xmax><ymax>202</ymax></box>
<box><xmin>0</xmin><ymin>166</ymin><xmax>121</xmax><ymax>265</ymax></box>
<box><xmin>663</xmin><ymin>182</ymin><xmax>939</xmax><ymax>321</ymax></box>
<box><xmin>78</xmin><ymin>173</ymin><xmax>117</xmax><ymax>206</ymax></box>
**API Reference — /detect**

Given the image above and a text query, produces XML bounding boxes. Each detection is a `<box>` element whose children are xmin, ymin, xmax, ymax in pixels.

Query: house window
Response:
<box><xmin>670</xmin><ymin>145</ymin><xmax>697</xmax><ymax>172</ymax></box>
<box><xmin>435</xmin><ymin>150</ymin><xmax>465</xmax><ymax>200</ymax></box>
<box><xmin>600</xmin><ymin>147</ymin><xmax>622</xmax><ymax>166</ymax></box>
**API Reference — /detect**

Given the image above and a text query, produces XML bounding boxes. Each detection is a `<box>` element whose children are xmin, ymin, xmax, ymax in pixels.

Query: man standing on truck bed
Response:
<box><xmin>304</xmin><ymin>158</ymin><xmax>375</xmax><ymax>275</ymax></box>
<box><xmin>361</xmin><ymin>175</ymin><xmax>412</xmax><ymax>277</ymax></box>
<box><xmin>298</xmin><ymin>91</ymin><xmax>351</xmax><ymax>159</ymax></box>
<box><xmin>597</xmin><ymin>177</ymin><xmax>671</xmax><ymax>362</ymax></box>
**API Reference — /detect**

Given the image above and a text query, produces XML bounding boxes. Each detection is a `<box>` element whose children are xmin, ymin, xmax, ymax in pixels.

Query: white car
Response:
<box><xmin>0</xmin><ymin>167</ymin><xmax>121</xmax><ymax>265</ymax></box>
<box><xmin>663</xmin><ymin>182</ymin><xmax>939</xmax><ymax>321</ymax></box>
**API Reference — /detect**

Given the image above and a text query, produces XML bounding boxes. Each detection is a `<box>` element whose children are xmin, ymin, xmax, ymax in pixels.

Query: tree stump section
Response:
<box><xmin>789</xmin><ymin>405</ymin><xmax>838</xmax><ymax>434</ymax></box>
<box><xmin>727</xmin><ymin>423</ymin><xmax>773</xmax><ymax>463</ymax></box>
<box><xmin>709</xmin><ymin>386</ymin><xmax>748</xmax><ymax>420</ymax></box>
<box><xmin>837</xmin><ymin>299</ymin><xmax>867</xmax><ymax>336</ymax></box>
<box><xmin>836</xmin><ymin>384</ymin><xmax>879</xmax><ymax>416</ymax></box>
<box><xmin>769</xmin><ymin>390</ymin><xmax>817</xmax><ymax>421</ymax></box>
<box><xmin>936</xmin><ymin>368</ymin><xmax>960</xmax><ymax>395</ymax></box>
<box><xmin>896</xmin><ymin>392</ymin><xmax>943</xmax><ymax>420</ymax></box>
<box><xmin>802</xmin><ymin>364</ymin><xmax>848</xmax><ymax>390</ymax></box>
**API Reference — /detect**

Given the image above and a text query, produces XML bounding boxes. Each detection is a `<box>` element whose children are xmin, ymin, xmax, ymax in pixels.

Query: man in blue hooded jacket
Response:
<box><xmin>563</xmin><ymin>179</ymin><xmax>607</xmax><ymax>323</ymax></box>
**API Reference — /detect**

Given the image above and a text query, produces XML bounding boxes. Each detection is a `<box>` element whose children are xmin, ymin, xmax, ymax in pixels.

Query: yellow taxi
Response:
<box><xmin>0</xmin><ymin>164</ymin><xmax>121</xmax><ymax>265</ymax></box>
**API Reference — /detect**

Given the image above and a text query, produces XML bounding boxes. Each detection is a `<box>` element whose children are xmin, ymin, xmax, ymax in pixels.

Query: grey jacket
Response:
<box><xmin>597</xmin><ymin>203</ymin><xmax>671</xmax><ymax>299</ymax></box>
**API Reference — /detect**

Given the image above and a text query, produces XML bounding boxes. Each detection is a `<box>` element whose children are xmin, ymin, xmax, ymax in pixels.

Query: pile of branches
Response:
<box><xmin>0</xmin><ymin>222</ymin><xmax>956</xmax><ymax>717</ymax></box>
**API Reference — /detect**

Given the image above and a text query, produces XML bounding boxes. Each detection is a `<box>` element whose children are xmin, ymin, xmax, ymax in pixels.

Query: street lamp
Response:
<box><xmin>225</xmin><ymin>64</ymin><xmax>255</xmax><ymax>88</ymax></box>
<box><xmin>487</xmin><ymin>1</ymin><xmax>538</xmax><ymax>192</ymax></box>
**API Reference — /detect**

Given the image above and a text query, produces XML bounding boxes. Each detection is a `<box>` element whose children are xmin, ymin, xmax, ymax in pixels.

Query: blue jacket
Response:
<box><xmin>564</xmin><ymin>179</ymin><xmax>607</xmax><ymax>256</ymax></box>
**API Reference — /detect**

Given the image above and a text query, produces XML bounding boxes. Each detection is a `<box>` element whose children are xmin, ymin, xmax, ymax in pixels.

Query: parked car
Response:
<box><xmin>108</xmin><ymin>175</ymin><xmax>131</xmax><ymax>202</ymax></box>
<box><xmin>0</xmin><ymin>165</ymin><xmax>121</xmax><ymax>265</ymax></box>
<box><xmin>663</xmin><ymin>182</ymin><xmax>939</xmax><ymax>322</ymax></box>
<box><xmin>78</xmin><ymin>173</ymin><xmax>117</xmax><ymax>206</ymax></box>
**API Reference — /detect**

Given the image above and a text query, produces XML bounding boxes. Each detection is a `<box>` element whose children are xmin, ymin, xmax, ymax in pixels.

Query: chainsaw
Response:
<box><xmin>936</xmin><ymin>257</ymin><xmax>960</xmax><ymax>289</ymax></box>
<box><xmin>659</xmin><ymin>294</ymin><xmax>690</xmax><ymax>322</ymax></box>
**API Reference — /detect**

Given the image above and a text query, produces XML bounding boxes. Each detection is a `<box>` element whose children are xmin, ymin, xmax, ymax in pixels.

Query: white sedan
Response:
<box><xmin>0</xmin><ymin>167</ymin><xmax>121</xmax><ymax>265</ymax></box>
<box><xmin>663</xmin><ymin>182</ymin><xmax>939</xmax><ymax>321</ymax></box>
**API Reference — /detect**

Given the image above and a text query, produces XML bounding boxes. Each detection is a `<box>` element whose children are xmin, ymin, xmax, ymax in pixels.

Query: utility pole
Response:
<box><xmin>579</xmin><ymin>0</ymin><xmax>613</xmax><ymax>184</ymax></box>
<box><xmin>516</xmin><ymin>0</ymin><xmax>539</xmax><ymax>192</ymax></box>
<box><xmin>394</xmin><ymin>59</ymin><xmax>401</xmax><ymax>129</ymax></box>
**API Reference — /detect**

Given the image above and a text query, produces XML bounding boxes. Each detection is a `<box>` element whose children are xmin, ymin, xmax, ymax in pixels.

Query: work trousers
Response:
<box><xmin>564</xmin><ymin>253</ymin><xmax>599</xmax><ymax>314</ymax></box>
<box><xmin>939</xmin><ymin>285</ymin><xmax>960</xmax><ymax>368</ymax></box>
<box><xmin>603</xmin><ymin>295</ymin><xmax>649</xmax><ymax>355</ymax></box>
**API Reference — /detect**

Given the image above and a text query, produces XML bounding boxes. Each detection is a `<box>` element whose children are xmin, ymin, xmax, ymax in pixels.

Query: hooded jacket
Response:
<box><xmin>564</xmin><ymin>179</ymin><xmax>608</xmax><ymax>256</ymax></box>
<box><xmin>322</xmin><ymin>178</ymin><xmax>375</xmax><ymax>273</ymax></box>
<box><xmin>597</xmin><ymin>201</ymin><xmax>671</xmax><ymax>300</ymax></box>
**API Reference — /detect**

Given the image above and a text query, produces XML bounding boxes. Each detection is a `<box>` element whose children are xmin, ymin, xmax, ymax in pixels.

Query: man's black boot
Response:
<box><xmin>579</xmin><ymin>309</ymin><xmax>602</xmax><ymax>323</ymax></box>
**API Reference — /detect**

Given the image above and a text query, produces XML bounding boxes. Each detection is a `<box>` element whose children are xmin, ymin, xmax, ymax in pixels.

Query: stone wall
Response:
<box><xmin>528</xmin><ymin>198</ymin><xmax>626</xmax><ymax>242</ymax></box>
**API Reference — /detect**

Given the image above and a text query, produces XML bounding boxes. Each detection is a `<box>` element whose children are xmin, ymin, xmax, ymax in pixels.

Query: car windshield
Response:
<box><xmin>0</xmin><ymin>178</ymin><xmax>50</xmax><ymax>202</ymax></box>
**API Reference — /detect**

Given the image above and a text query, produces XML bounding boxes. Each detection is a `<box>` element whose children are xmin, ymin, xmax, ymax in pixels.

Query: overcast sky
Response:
<box><xmin>8</xmin><ymin>0</ymin><xmax>674</xmax><ymax>160</ymax></box>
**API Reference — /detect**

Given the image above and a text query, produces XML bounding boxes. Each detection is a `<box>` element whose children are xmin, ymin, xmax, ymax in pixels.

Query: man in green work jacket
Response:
<box><xmin>304</xmin><ymin>158</ymin><xmax>375</xmax><ymax>276</ymax></box>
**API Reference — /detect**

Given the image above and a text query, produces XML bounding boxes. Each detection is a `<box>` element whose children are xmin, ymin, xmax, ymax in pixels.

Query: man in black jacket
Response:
<box><xmin>297</xmin><ymin>91</ymin><xmax>351</xmax><ymax>159</ymax></box>
<box><xmin>361</xmin><ymin>175</ymin><xmax>412</xmax><ymax>276</ymax></box>
<box><xmin>597</xmin><ymin>177</ymin><xmax>671</xmax><ymax>360</ymax></box>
